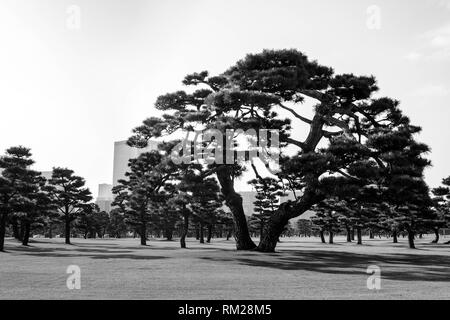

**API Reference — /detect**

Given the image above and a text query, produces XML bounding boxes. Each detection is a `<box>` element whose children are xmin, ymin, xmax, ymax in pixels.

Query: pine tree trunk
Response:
<box><xmin>216</xmin><ymin>166</ymin><xmax>256</xmax><ymax>250</ymax></box>
<box><xmin>256</xmin><ymin>209</ymin><xmax>290</xmax><ymax>252</ymax></box>
<box><xmin>65</xmin><ymin>217</ymin><xmax>71</xmax><ymax>245</ymax></box>
<box><xmin>320</xmin><ymin>230</ymin><xmax>325</xmax><ymax>243</ymax></box>
<box><xmin>180</xmin><ymin>212</ymin><xmax>189</xmax><ymax>249</ymax></box>
<box><xmin>408</xmin><ymin>230</ymin><xmax>415</xmax><ymax>249</ymax></box>
<box><xmin>12</xmin><ymin>218</ymin><xmax>20</xmax><ymax>240</ymax></box>
<box><xmin>199</xmin><ymin>223</ymin><xmax>205</xmax><ymax>244</ymax></box>
<box><xmin>48</xmin><ymin>223</ymin><xmax>53</xmax><ymax>239</ymax></box>
<box><xmin>0</xmin><ymin>213</ymin><xmax>7</xmax><ymax>251</ymax></box>
<box><xmin>206</xmin><ymin>224</ymin><xmax>213</xmax><ymax>243</ymax></box>
<box><xmin>393</xmin><ymin>230</ymin><xmax>398</xmax><ymax>243</ymax></box>
<box><xmin>19</xmin><ymin>220</ymin><xmax>25</xmax><ymax>242</ymax></box>
<box><xmin>140</xmin><ymin>223</ymin><xmax>147</xmax><ymax>245</ymax></box>
<box><xmin>22</xmin><ymin>221</ymin><xmax>31</xmax><ymax>246</ymax></box>
<box><xmin>329</xmin><ymin>231</ymin><xmax>334</xmax><ymax>244</ymax></box>
<box><xmin>164</xmin><ymin>228</ymin><xmax>173</xmax><ymax>241</ymax></box>
<box><xmin>259</xmin><ymin>223</ymin><xmax>264</xmax><ymax>243</ymax></box>
<box><xmin>432</xmin><ymin>228</ymin><xmax>439</xmax><ymax>243</ymax></box>
<box><xmin>357</xmin><ymin>227</ymin><xmax>362</xmax><ymax>245</ymax></box>
<box><xmin>346</xmin><ymin>226</ymin><xmax>352</xmax><ymax>242</ymax></box>
<box><xmin>257</xmin><ymin>188</ymin><xmax>323</xmax><ymax>252</ymax></box>
<box><xmin>195</xmin><ymin>226</ymin><xmax>200</xmax><ymax>240</ymax></box>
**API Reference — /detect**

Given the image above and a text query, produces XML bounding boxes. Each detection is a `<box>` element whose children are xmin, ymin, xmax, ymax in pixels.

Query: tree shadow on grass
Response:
<box><xmin>5</xmin><ymin>245</ymin><xmax>169</xmax><ymax>260</ymax></box>
<box><xmin>200</xmin><ymin>249</ymin><xmax>450</xmax><ymax>282</ymax></box>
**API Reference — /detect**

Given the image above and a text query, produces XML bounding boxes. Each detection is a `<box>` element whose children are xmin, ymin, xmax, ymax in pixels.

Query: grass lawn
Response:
<box><xmin>1</xmin><ymin>236</ymin><xmax>449</xmax><ymax>300</ymax></box>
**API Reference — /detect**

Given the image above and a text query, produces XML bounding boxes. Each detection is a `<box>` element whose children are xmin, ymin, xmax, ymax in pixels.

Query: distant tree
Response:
<box><xmin>76</xmin><ymin>203</ymin><xmax>97</xmax><ymax>239</ymax></box>
<box><xmin>191</xmin><ymin>177</ymin><xmax>223</xmax><ymax>244</ymax></box>
<box><xmin>281</xmin><ymin>221</ymin><xmax>295</xmax><ymax>237</ymax></box>
<box><xmin>312</xmin><ymin>198</ymin><xmax>342</xmax><ymax>244</ymax></box>
<box><xmin>107</xmin><ymin>209</ymin><xmax>128</xmax><ymax>238</ymax></box>
<box><xmin>167</xmin><ymin>191</ymin><xmax>192</xmax><ymax>248</ymax></box>
<box><xmin>248</xmin><ymin>177</ymin><xmax>285</xmax><ymax>242</ymax></box>
<box><xmin>431</xmin><ymin>176</ymin><xmax>450</xmax><ymax>243</ymax></box>
<box><xmin>112</xmin><ymin>151</ymin><xmax>178</xmax><ymax>245</ymax></box>
<box><xmin>18</xmin><ymin>179</ymin><xmax>56</xmax><ymax>246</ymax></box>
<box><xmin>0</xmin><ymin>147</ymin><xmax>36</xmax><ymax>251</ymax></box>
<box><xmin>217</xmin><ymin>211</ymin><xmax>234</xmax><ymax>240</ymax></box>
<box><xmin>48</xmin><ymin>168</ymin><xmax>92</xmax><ymax>244</ymax></box>
<box><xmin>155</xmin><ymin>187</ymin><xmax>180</xmax><ymax>241</ymax></box>
<box><xmin>296</xmin><ymin>219</ymin><xmax>313</xmax><ymax>237</ymax></box>
<box><xmin>93</xmin><ymin>210</ymin><xmax>110</xmax><ymax>238</ymax></box>
<box><xmin>76</xmin><ymin>204</ymin><xmax>109</xmax><ymax>239</ymax></box>
<box><xmin>368</xmin><ymin>124</ymin><xmax>433</xmax><ymax>249</ymax></box>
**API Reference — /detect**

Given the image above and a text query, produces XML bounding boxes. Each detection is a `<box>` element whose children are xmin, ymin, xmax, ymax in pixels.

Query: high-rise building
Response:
<box><xmin>96</xmin><ymin>183</ymin><xmax>113</xmax><ymax>212</ymax></box>
<box><xmin>95</xmin><ymin>140</ymin><xmax>159</xmax><ymax>212</ymax></box>
<box><xmin>112</xmin><ymin>140</ymin><xmax>159</xmax><ymax>186</ymax></box>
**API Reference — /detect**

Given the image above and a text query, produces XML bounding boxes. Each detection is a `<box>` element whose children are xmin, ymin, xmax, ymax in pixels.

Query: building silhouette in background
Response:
<box><xmin>96</xmin><ymin>183</ymin><xmax>113</xmax><ymax>212</ymax></box>
<box><xmin>95</xmin><ymin>140</ymin><xmax>159</xmax><ymax>212</ymax></box>
<box><xmin>112</xmin><ymin>140</ymin><xmax>159</xmax><ymax>186</ymax></box>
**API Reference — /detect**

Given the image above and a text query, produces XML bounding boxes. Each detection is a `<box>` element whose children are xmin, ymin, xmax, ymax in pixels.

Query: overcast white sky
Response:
<box><xmin>0</xmin><ymin>0</ymin><xmax>449</xmax><ymax>197</ymax></box>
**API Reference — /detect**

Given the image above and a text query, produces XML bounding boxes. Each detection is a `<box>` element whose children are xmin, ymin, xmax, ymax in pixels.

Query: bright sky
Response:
<box><xmin>0</xmin><ymin>0</ymin><xmax>449</xmax><ymax>197</ymax></box>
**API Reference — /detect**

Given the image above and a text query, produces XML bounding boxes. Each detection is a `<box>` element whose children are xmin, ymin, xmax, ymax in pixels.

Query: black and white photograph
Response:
<box><xmin>0</xmin><ymin>0</ymin><xmax>450</xmax><ymax>307</ymax></box>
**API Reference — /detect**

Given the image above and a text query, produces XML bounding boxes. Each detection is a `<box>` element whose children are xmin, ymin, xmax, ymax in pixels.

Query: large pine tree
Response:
<box><xmin>127</xmin><ymin>49</ymin><xmax>431</xmax><ymax>252</ymax></box>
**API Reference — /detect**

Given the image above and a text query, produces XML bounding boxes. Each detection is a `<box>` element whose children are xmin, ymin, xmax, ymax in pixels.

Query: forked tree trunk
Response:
<box><xmin>22</xmin><ymin>221</ymin><xmax>31</xmax><ymax>246</ymax></box>
<box><xmin>408</xmin><ymin>230</ymin><xmax>415</xmax><ymax>249</ymax></box>
<box><xmin>65</xmin><ymin>217</ymin><xmax>71</xmax><ymax>245</ymax></box>
<box><xmin>320</xmin><ymin>230</ymin><xmax>326</xmax><ymax>243</ymax></box>
<box><xmin>257</xmin><ymin>189</ymin><xmax>324</xmax><ymax>252</ymax></box>
<box><xmin>216</xmin><ymin>167</ymin><xmax>256</xmax><ymax>250</ymax></box>
<box><xmin>0</xmin><ymin>213</ymin><xmax>7</xmax><ymax>251</ymax></box>
<box><xmin>180</xmin><ymin>212</ymin><xmax>189</xmax><ymax>249</ymax></box>
<box><xmin>356</xmin><ymin>227</ymin><xmax>362</xmax><ymax>245</ymax></box>
<box><xmin>257</xmin><ymin>207</ymin><xmax>291</xmax><ymax>252</ymax></box>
